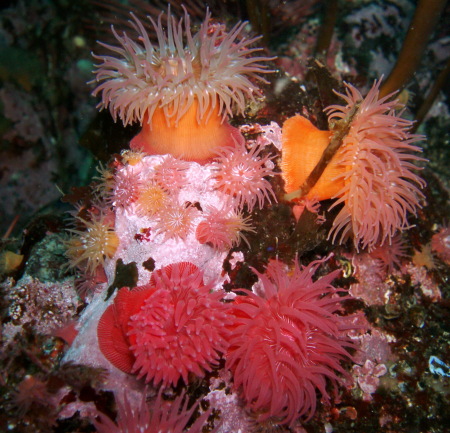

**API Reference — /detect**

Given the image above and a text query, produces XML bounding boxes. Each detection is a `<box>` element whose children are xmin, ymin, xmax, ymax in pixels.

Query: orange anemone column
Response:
<box><xmin>130</xmin><ymin>99</ymin><xmax>244</xmax><ymax>162</ymax></box>
<box><xmin>281</xmin><ymin>115</ymin><xmax>345</xmax><ymax>200</ymax></box>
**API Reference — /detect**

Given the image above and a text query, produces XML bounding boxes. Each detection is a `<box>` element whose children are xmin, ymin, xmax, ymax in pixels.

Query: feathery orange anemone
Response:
<box><xmin>281</xmin><ymin>115</ymin><xmax>342</xmax><ymax>200</ymax></box>
<box><xmin>130</xmin><ymin>100</ymin><xmax>244</xmax><ymax>161</ymax></box>
<box><xmin>92</xmin><ymin>8</ymin><xmax>274</xmax><ymax>161</ymax></box>
<box><xmin>281</xmin><ymin>80</ymin><xmax>426</xmax><ymax>250</ymax></box>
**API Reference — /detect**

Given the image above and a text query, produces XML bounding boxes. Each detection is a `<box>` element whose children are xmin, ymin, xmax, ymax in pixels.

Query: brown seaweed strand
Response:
<box><xmin>314</xmin><ymin>0</ymin><xmax>339</xmax><ymax>59</ymax></box>
<box><xmin>246</xmin><ymin>0</ymin><xmax>270</xmax><ymax>46</ymax></box>
<box><xmin>413</xmin><ymin>57</ymin><xmax>450</xmax><ymax>132</ymax></box>
<box><xmin>379</xmin><ymin>0</ymin><xmax>447</xmax><ymax>98</ymax></box>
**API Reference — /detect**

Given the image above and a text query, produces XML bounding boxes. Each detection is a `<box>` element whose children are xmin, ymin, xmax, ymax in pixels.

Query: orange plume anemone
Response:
<box><xmin>281</xmin><ymin>115</ymin><xmax>345</xmax><ymax>200</ymax></box>
<box><xmin>130</xmin><ymin>100</ymin><xmax>244</xmax><ymax>162</ymax></box>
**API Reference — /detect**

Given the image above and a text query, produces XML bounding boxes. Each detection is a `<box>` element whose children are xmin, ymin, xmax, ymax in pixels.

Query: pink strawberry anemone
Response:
<box><xmin>211</xmin><ymin>143</ymin><xmax>277</xmax><ymax>211</ymax></box>
<box><xmin>226</xmin><ymin>257</ymin><xmax>357</xmax><ymax>425</ymax></box>
<box><xmin>97</xmin><ymin>262</ymin><xmax>233</xmax><ymax>387</ymax></box>
<box><xmin>92</xmin><ymin>7</ymin><xmax>274</xmax><ymax>161</ymax></box>
<box><xmin>196</xmin><ymin>206</ymin><xmax>255</xmax><ymax>250</ymax></box>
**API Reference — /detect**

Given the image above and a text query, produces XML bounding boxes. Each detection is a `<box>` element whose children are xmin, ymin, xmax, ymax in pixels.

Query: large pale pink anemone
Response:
<box><xmin>97</xmin><ymin>262</ymin><xmax>233</xmax><ymax>387</ymax></box>
<box><xmin>92</xmin><ymin>7</ymin><xmax>274</xmax><ymax>161</ymax></box>
<box><xmin>226</xmin><ymin>257</ymin><xmax>357</xmax><ymax>426</ymax></box>
<box><xmin>325</xmin><ymin>80</ymin><xmax>426</xmax><ymax>250</ymax></box>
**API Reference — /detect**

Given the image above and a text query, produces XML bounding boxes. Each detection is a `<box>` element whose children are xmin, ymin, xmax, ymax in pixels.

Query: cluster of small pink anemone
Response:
<box><xmin>66</xmin><ymin>140</ymin><xmax>358</xmax><ymax>429</ymax></box>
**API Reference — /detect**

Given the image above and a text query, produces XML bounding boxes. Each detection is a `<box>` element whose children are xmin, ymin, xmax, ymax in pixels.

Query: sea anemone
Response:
<box><xmin>211</xmin><ymin>143</ymin><xmax>277</xmax><ymax>212</ymax></box>
<box><xmin>369</xmin><ymin>235</ymin><xmax>407</xmax><ymax>274</ymax></box>
<box><xmin>93</xmin><ymin>162</ymin><xmax>115</xmax><ymax>196</ymax></box>
<box><xmin>120</xmin><ymin>149</ymin><xmax>146</xmax><ymax>166</ymax></box>
<box><xmin>93</xmin><ymin>389</ymin><xmax>217</xmax><ymax>433</ymax></box>
<box><xmin>195</xmin><ymin>206</ymin><xmax>255</xmax><ymax>250</ymax></box>
<box><xmin>92</xmin><ymin>7</ymin><xmax>274</xmax><ymax>161</ymax></box>
<box><xmin>110</xmin><ymin>167</ymin><xmax>142</xmax><ymax>210</ymax></box>
<box><xmin>326</xmin><ymin>80</ymin><xmax>426</xmax><ymax>249</ymax></box>
<box><xmin>282</xmin><ymin>79</ymin><xmax>426</xmax><ymax>250</ymax></box>
<box><xmin>226</xmin><ymin>257</ymin><xmax>356</xmax><ymax>425</ymax></box>
<box><xmin>66</xmin><ymin>212</ymin><xmax>119</xmax><ymax>275</ymax></box>
<box><xmin>153</xmin><ymin>155</ymin><xmax>190</xmax><ymax>190</ymax></box>
<box><xmin>97</xmin><ymin>262</ymin><xmax>233</xmax><ymax>387</ymax></box>
<box><xmin>135</xmin><ymin>182</ymin><xmax>169</xmax><ymax>217</ymax></box>
<box><xmin>75</xmin><ymin>266</ymin><xmax>107</xmax><ymax>300</ymax></box>
<box><xmin>153</xmin><ymin>202</ymin><xmax>199</xmax><ymax>241</ymax></box>
<box><xmin>281</xmin><ymin>115</ymin><xmax>336</xmax><ymax>200</ymax></box>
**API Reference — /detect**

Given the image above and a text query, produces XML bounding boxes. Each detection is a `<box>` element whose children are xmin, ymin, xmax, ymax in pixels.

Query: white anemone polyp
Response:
<box><xmin>92</xmin><ymin>7</ymin><xmax>274</xmax><ymax>128</ymax></box>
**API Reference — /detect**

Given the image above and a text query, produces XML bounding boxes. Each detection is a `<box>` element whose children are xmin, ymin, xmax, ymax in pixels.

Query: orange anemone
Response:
<box><xmin>92</xmin><ymin>8</ymin><xmax>273</xmax><ymax>163</ymax></box>
<box><xmin>130</xmin><ymin>100</ymin><xmax>244</xmax><ymax>162</ymax></box>
<box><xmin>281</xmin><ymin>115</ymin><xmax>345</xmax><ymax>200</ymax></box>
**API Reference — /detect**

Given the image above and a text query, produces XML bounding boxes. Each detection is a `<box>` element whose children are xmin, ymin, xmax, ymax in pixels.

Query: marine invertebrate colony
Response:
<box><xmin>64</xmin><ymin>140</ymin><xmax>275</xmax><ymax>289</ymax></box>
<box><xmin>4</xmin><ymin>0</ymin><xmax>448</xmax><ymax>431</ymax></box>
<box><xmin>227</xmin><ymin>257</ymin><xmax>356</xmax><ymax>426</ymax></box>
<box><xmin>92</xmin><ymin>7</ymin><xmax>274</xmax><ymax>160</ymax></box>
<box><xmin>59</xmin><ymin>137</ymin><xmax>277</xmax><ymax>428</ymax></box>
<box><xmin>60</xmin><ymin>5</ymin><xmax>424</xmax><ymax>430</ymax></box>
<box><xmin>282</xmin><ymin>80</ymin><xmax>426</xmax><ymax>250</ymax></box>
